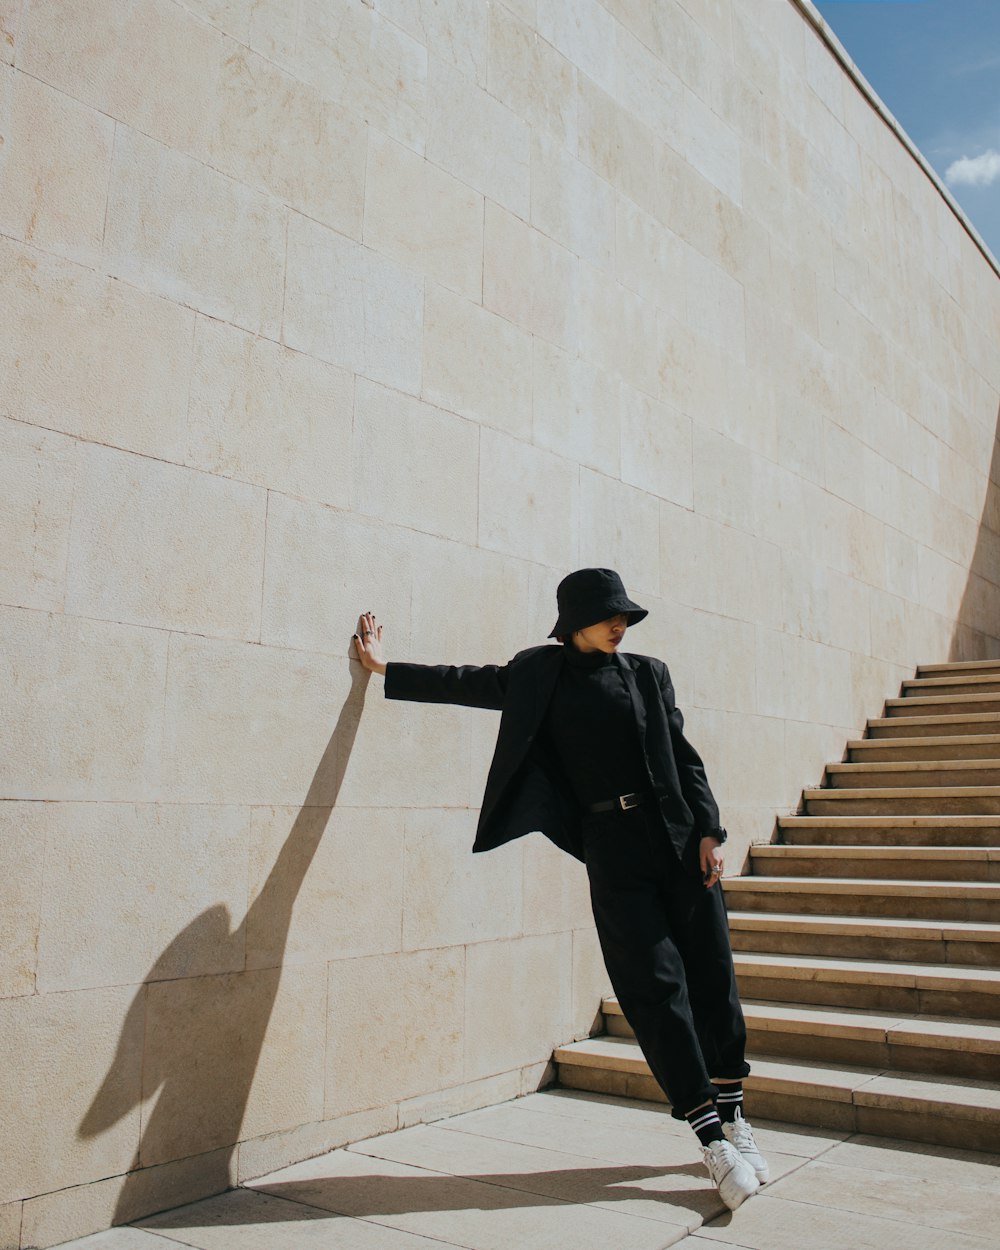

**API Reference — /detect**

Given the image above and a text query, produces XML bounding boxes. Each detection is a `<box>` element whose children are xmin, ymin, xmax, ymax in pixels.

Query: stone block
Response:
<box><xmin>402</xmin><ymin>808</ymin><xmax>522</xmax><ymax>950</ymax></box>
<box><xmin>590</xmin><ymin>266</ymin><xmax>679</xmax><ymax>400</ymax></box>
<box><xmin>397</xmin><ymin>1071</ymin><xmax>523</xmax><ymax>1129</ymax></box>
<box><xmin>336</xmin><ymin>678</ymin><xmax>476</xmax><ymax>811</ymax></box>
<box><xmin>659</xmin><ymin>501</ymin><xmax>782</xmax><ymax>631</ymax></box>
<box><xmin>692</xmin><ymin>426</ymin><xmax>758</xmax><ymax>532</ymax></box>
<box><xmin>0</xmin><ymin>417</ymin><xmax>74</xmax><ymax>612</ymax></box>
<box><xmin>464</xmin><ymin>933</ymin><xmax>572</xmax><ymax>1080</ymax></box>
<box><xmin>0</xmin><ymin>67</ymin><xmax>114</xmax><ymax>262</ymax></box>
<box><xmin>20</xmin><ymin>0</ymin><xmax>225</xmax><ymax>155</ymax></box>
<box><xmin>375</xmin><ymin>0</ymin><xmax>487</xmax><ymax>84</ymax></box>
<box><xmin>104</xmin><ymin>126</ymin><xmax>285</xmax><ymax>337</ymax></box>
<box><xmin>139</xmin><ymin>965</ymin><xmax>326</xmax><ymax>1164</ymax></box>
<box><xmin>537</xmin><ymin>0</ymin><xmax>615</xmax><ymax>94</ymax></box>
<box><xmin>684</xmin><ymin>244</ymin><xmax>746</xmax><ymax>358</ymax></box>
<box><xmin>478</xmin><ymin>428</ymin><xmax>579</xmax><ymax>569</ymax></box>
<box><xmin>161</xmin><ymin>633</ymin><xmax>356</xmax><ymax>806</ymax></box>
<box><xmin>178</xmin><ymin>0</ymin><xmax>252</xmax><ymax>40</ymax></box>
<box><xmin>0</xmin><ymin>986</ymin><xmax>141</xmax><ymax>1205</ymax></box>
<box><xmin>405</xmin><ymin>531</ymin><xmax>539</xmax><ymax>664</ymax></box>
<box><xmin>719</xmin><ymin>712</ymin><xmax>786</xmax><ymax>809</ymax></box>
<box><xmin>423</xmin><ymin>282</ymin><xmax>532</xmax><ymax>438</ymax></box>
<box><xmin>1</xmin><ymin>607</ymin><xmax>167</xmax><ymax>801</ymax></box>
<box><xmin>427</xmin><ymin>55</ymin><xmax>529</xmax><ymax>217</ymax></box>
<box><xmin>577</xmin><ymin>468</ymin><xmax>662</xmax><ymax>600</ymax></box>
<box><xmin>237</xmin><ymin>1105</ymin><xmax>399</xmax><ymax>1182</ymax></box>
<box><xmin>487</xmin><ymin>4</ymin><xmax>577</xmax><ymax>146</ymax></box>
<box><xmin>660</xmin><ymin>602</ymin><xmax>756</xmax><ymax>716</ymax></box>
<box><xmin>20</xmin><ymin>1148</ymin><xmax>234</xmax><ymax>1250</ymax></box>
<box><xmin>66</xmin><ymin>442</ymin><xmax>266</xmax><ymax>640</ymax></box>
<box><xmin>186</xmin><ymin>316</ymin><xmax>353</xmax><ymax>507</ymax></box>
<box><xmin>827</xmin><ymin>569</ymin><xmax>871</xmax><ymax>656</ymax></box>
<box><xmin>677</xmin><ymin>86</ymin><xmax>742</xmax><ymax>207</ymax></box>
<box><xmin>619</xmin><ymin>389</ymin><xmax>694</xmax><ymax>509</ymax></box>
<box><xmin>484</xmin><ymin>201</ymin><xmax>579</xmax><ymax>352</ymax></box>
<box><xmin>205</xmin><ymin>44</ymin><xmax>365</xmax><ymax>238</ymax></box>
<box><xmin>530</xmin><ymin>131</ymin><xmax>613</xmax><ymax>267</ymax></box>
<box><xmin>576</xmin><ymin>76</ymin><xmax>659</xmax><ymax>220</ymax></box>
<box><xmin>240</xmin><ymin>965</ymin><xmax>329</xmax><ymax>1142</ymax></box>
<box><xmin>531</xmin><ymin>339</ymin><xmax>622</xmax><ymax>475</ymax></box>
<box><xmin>0</xmin><ymin>236</ymin><xmax>193</xmax><ymax>461</ymax></box>
<box><xmin>326</xmin><ymin>947</ymin><xmax>465</xmax><ymax>1116</ymax></box>
<box><xmin>295</xmin><ymin>0</ymin><xmax>427</xmax><ymax>153</ymax></box>
<box><xmin>261</xmin><ymin>495</ymin><xmax>415</xmax><ymax>658</ymax></box>
<box><xmin>353</xmin><ymin>379</ymin><xmax>480</xmax><ymax>543</ymax></box>
<box><xmin>612</xmin><ymin>25</ymin><xmax>683</xmax><ymax>148</ymax></box>
<box><xmin>614</xmin><ymin>196</ymin><xmax>687</xmax><ymax>321</ymax></box>
<box><xmin>572</xmin><ymin>927</ymin><xmax>610</xmax><ymax>1038</ymax></box>
<box><xmin>284</xmin><ymin>213</ymin><xmax>423</xmax><ymax>396</ymax></box>
<box><xmin>0</xmin><ymin>1201</ymin><xmax>17</xmax><ymax>1250</ymax></box>
<box><xmin>0</xmin><ymin>1</ymin><xmax>16</xmax><ymax>63</ymax></box>
<box><xmin>247</xmin><ymin>0</ymin><xmax>297</xmax><ymax>68</ymax></box>
<box><xmin>521</xmin><ymin>837</ymin><xmax>591</xmax><ymax>937</ymax></box>
<box><xmin>364</xmin><ymin>129</ymin><xmax>483</xmax><ymax>299</ymax></box>
<box><xmin>780</xmin><ymin>547</ymin><xmax>832</xmax><ymax>645</ymax></box>
<box><xmin>34</xmin><ymin>803</ymin><xmax>250</xmax><ymax>994</ymax></box>
<box><xmin>0</xmin><ymin>802</ymin><xmax>44</xmax><ymax>999</ymax></box>
<box><xmin>246</xmin><ymin>805</ymin><xmax>404</xmax><ymax>969</ymax></box>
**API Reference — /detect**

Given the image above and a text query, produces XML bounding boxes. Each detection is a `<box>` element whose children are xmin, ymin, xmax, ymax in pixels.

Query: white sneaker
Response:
<box><xmin>722</xmin><ymin>1108</ymin><xmax>769</xmax><ymax>1184</ymax></box>
<box><xmin>701</xmin><ymin>1139</ymin><xmax>760</xmax><ymax>1210</ymax></box>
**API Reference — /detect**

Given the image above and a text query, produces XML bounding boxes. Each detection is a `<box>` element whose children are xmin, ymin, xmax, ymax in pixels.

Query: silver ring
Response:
<box><xmin>363</xmin><ymin>629</ymin><xmax>374</xmax><ymax>636</ymax></box>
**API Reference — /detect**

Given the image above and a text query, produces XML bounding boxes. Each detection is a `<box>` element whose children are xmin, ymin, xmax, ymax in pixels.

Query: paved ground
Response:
<box><xmin>60</xmin><ymin>1088</ymin><xmax>998</xmax><ymax>1249</ymax></box>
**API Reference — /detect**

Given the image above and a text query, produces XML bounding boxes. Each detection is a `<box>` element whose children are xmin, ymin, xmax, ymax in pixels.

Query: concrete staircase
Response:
<box><xmin>554</xmin><ymin>659</ymin><xmax>1000</xmax><ymax>1151</ymax></box>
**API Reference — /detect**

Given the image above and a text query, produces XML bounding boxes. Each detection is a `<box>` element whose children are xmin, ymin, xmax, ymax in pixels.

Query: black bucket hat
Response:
<box><xmin>548</xmin><ymin>568</ymin><xmax>648</xmax><ymax>639</ymax></box>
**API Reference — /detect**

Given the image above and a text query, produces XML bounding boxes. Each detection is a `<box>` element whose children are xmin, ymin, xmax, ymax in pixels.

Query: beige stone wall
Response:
<box><xmin>3</xmin><ymin>0</ymin><xmax>1000</xmax><ymax>1243</ymax></box>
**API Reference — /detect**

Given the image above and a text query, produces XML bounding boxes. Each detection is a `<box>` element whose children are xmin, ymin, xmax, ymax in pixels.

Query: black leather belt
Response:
<box><xmin>587</xmin><ymin>790</ymin><xmax>651</xmax><ymax>814</ymax></box>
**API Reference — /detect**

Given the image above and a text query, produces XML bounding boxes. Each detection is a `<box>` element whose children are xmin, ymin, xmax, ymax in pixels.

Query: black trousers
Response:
<box><xmin>582</xmin><ymin>804</ymin><xmax>750</xmax><ymax>1119</ymax></box>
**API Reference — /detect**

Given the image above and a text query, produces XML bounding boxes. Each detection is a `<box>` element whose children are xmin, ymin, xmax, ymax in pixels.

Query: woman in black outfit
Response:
<box><xmin>353</xmin><ymin>567</ymin><xmax>767</xmax><ymax>1210</ymax></box>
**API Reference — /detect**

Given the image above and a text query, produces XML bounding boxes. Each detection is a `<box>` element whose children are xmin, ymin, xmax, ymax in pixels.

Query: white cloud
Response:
<box><xmin>945</xmin><ymin>150</ymin><xmax>1000</xmax><ymax>188</ymax></box>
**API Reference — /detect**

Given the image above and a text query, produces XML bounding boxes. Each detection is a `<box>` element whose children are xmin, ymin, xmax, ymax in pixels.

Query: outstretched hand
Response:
<box><xmin>700</xmin><ymin>836</ymin><xmax>724</xmax><ymax>888</ymax></box>
<box><xmin>353</xmin><ymin>611</ymin><xmax>387</xmax><ymax>675</ymax></box>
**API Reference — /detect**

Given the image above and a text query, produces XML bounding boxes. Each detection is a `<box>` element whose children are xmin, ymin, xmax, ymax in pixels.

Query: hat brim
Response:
<box><xmin>548</xmin><ymin>601</ymin><xmax>647</xmax><ymax>639</ymax></box>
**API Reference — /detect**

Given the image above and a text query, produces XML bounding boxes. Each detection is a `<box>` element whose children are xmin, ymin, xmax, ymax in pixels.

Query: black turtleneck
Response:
<box><xmin>541</xmin><ymin>644</ymin><xmax>648</xmax><ymax>807</ymax></box>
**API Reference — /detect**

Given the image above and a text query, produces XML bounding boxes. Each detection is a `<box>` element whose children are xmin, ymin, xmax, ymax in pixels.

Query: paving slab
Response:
<box><xmin>53</xmin><ymin>1089</ymin><xmax>999</xmax><ymax>1250</ymax></box>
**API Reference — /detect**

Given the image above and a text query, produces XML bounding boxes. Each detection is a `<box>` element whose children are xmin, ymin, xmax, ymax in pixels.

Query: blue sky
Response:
<box><xmin>811</xmin><ymin>0</ymin><xmax>1000</xmax><ymax>262</ymax></box>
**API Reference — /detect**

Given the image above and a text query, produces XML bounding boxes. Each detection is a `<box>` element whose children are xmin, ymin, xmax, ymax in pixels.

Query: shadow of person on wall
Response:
<box><xmin>949</xmin><ymin>404</ymin><xmax>1000</xmax><ymax>661</ymax></box>
<box><xmin>78</xmin><ymin>653</ymin><xmax>370</xmax><ymax>1226</ymax></box>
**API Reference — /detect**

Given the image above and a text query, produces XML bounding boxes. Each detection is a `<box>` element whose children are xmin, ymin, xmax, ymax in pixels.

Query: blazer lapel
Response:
<box><xmin>616</xmin><ymin>652</ymin><xmax>649</xmax><ymax>748</ymax></box>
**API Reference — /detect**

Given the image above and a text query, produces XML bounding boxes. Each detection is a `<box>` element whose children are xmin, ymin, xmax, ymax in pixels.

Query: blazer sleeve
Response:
<box><xmin>656</xmin><ymin>663</ymin><xmax>726</xmax><ymax>842</ymax></box>
<box><xmin>383</xmin><ymin>660</ymin><xmax>509</xmax><ymax>711</ymax></box>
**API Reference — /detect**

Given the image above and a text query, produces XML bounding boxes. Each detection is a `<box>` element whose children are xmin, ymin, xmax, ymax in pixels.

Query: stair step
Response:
<box><xmin>744</xmin><ymin>1002</ymin><xmax>1000</xmax><ymax>1079</ymax></box>
<box><xmin>902</xmin><ymin>675</ymin><xmax>1000</xmax><ymax>697</ymax></box>
<box><xmin>848</xmin><ymin>735</ymin><xmax>1000</xmax><ymax>762</ymax></box>
<box><xmin>777</xmin><ymin>814</ymin><xmax>1000</xmax><ymax>847</ymax></box>
<box><xmin>802</xmin><ymin>785</ymin><xmax>1000</xmax><ymax>816</ymax></box>
<box><xmin>730</xmin><ymin>951</ymin><xmax>1000</xmax><ymax>1018</ymax></box>
<box><xmin>727</xmin><ymin>910</ymin><xmax>1000</xmax><ymax>967</ymax></box>
<box><xmin>885</xmin><ymin>693</ymin><xmax>1000</xmax><ymax>717</ymax></box>
<box><xmin>825</xmin><ymin>760</ymin><xmax>1000</xmax><ymax>789</ymax></box>
<box><xmin>553</xmin><ymin>1037</ymin><xmax>1000</xmax><ymax>1150</ymax></box>
<box><xmin>724</xmin><ymin>874</ymin><xmax>1000</xmax><ymax>922</ymax></box>
<box><xmin>868</xmin><ymin>712</ymin><xmax>1000</xmax><ymax>738</ymax></box>
<box><xmin>918</xmin><ymin>659</ymin><xmax>1000</xmax><ymax>677</ymax></box>
<box><xmin>749</xmin><ymin>844</ymin><xmax>1000</xmax><ymax>882</ymax></box>
<box><xmin>601</xmin><ymin>996</ymin><xmax>1000</xmax><ymax>1081</ymax></box>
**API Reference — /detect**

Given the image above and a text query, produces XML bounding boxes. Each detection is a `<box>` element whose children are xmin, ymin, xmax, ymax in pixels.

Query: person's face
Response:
<box><xmin>572</xmin><ymin>613</ymin><xmax>629</xmax><ymax>653</ymax></box>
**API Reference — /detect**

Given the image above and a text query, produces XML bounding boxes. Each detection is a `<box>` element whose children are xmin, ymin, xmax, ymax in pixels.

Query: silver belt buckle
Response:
<box><xmin>618</xmin><ymin>792</ymin><xmax>639</xmax><ymax>811</ymax></box>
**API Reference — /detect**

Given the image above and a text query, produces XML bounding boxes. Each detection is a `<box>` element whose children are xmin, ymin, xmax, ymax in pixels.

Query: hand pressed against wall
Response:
<box><xmin>354</xmin><ymin>611</ymin><xmax>387</xmax><ymax>675</ymax></box>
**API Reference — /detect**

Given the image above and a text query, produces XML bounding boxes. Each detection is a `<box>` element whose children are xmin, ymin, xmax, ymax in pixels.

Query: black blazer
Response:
<box><xmin>384</xmin><ymin>644</ymin><xmax>723</xmax><ymax>864</ymax></box>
